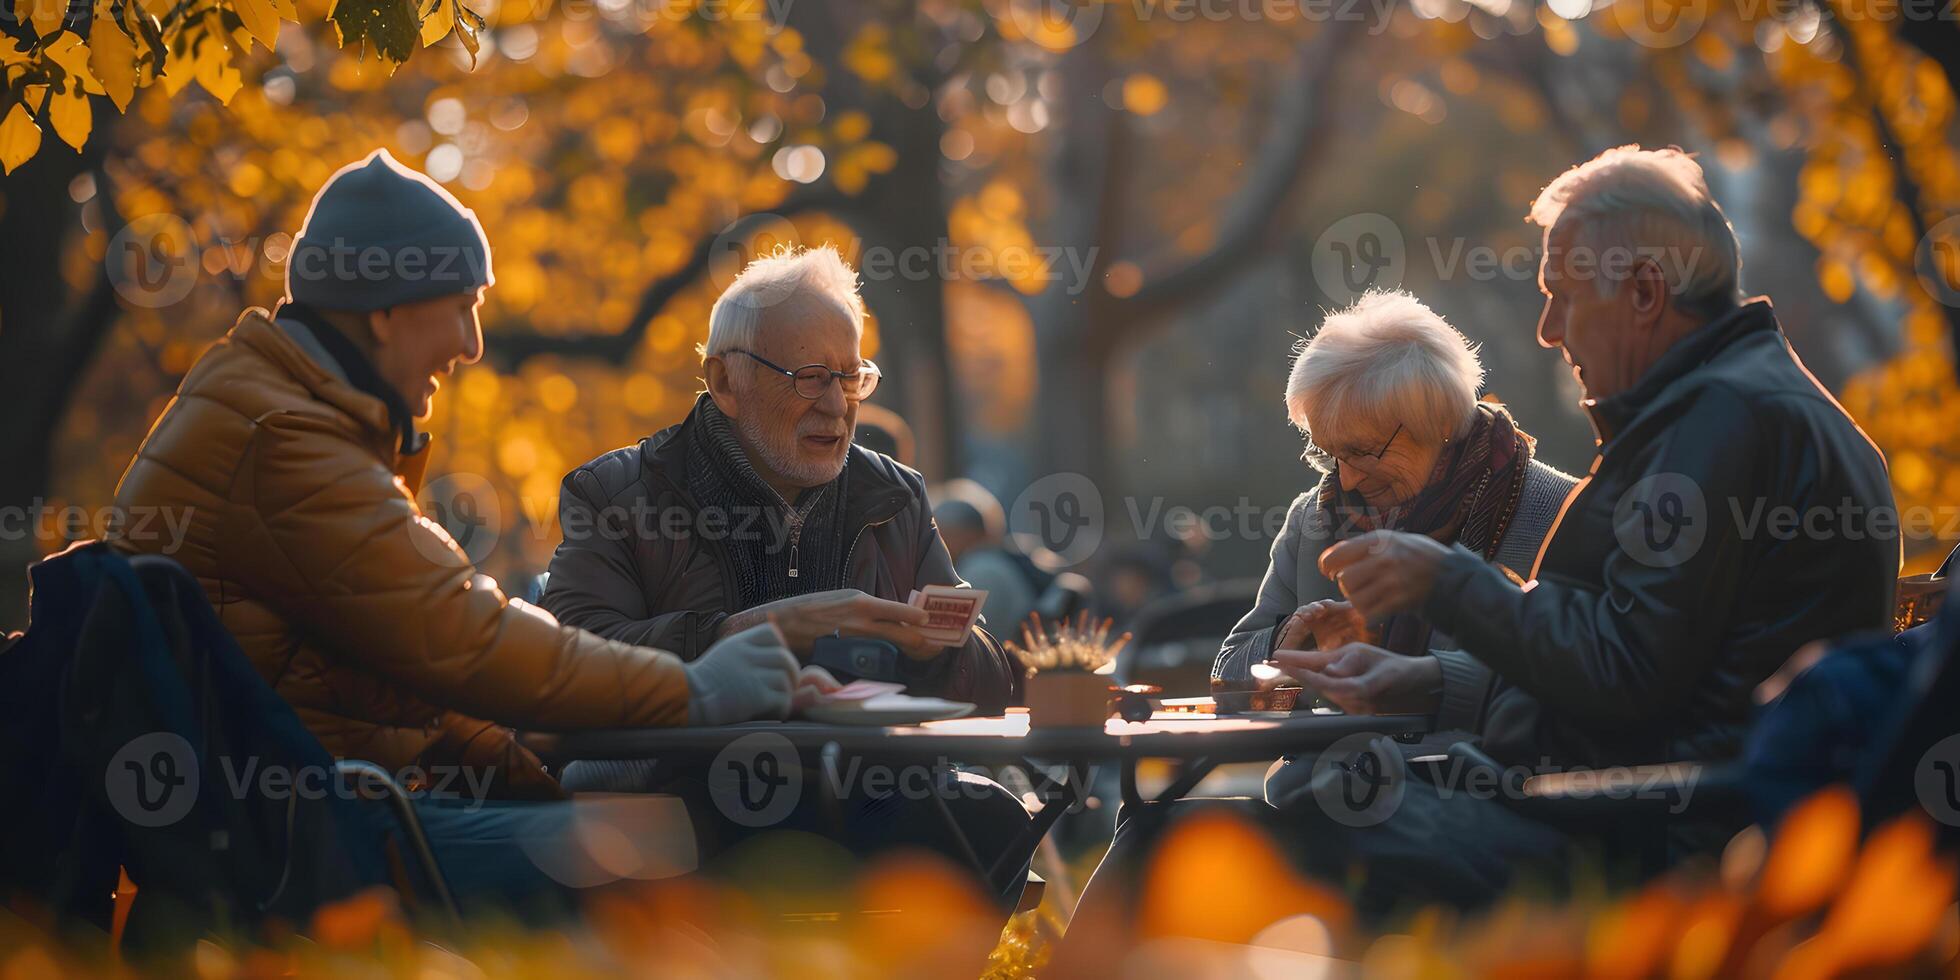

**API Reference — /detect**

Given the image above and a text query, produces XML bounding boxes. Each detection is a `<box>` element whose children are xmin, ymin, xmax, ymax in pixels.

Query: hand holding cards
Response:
<box><xmin>906</xmin><ymin>584</ymin><xmax>988</xmax><ymax>646</ymax></box>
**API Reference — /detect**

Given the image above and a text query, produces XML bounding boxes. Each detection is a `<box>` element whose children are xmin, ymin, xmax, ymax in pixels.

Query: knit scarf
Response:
<box><xmin>684</xmin><ymin>395</ymin><xmax>850</xmax><ymax>608</ymax></box>
<box><xmin>1318</xmin><ymin>402</ymin><xmax>1534</xmax><ymax>657</ymax></box>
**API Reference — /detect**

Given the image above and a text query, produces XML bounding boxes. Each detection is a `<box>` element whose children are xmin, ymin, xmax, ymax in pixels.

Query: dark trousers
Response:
<box><xmin>562</xmin><ymin>757</ymin><xmax>1031</xmax><ymax>906</ymax></box>
<box><xmin>407</xmin><ymin>762</ymin><xmax>1032</xmax><ymax>918</ymax></box>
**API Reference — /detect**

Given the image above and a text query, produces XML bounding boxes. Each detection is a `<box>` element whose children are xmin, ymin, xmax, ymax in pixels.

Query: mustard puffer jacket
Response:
<box><xmin>110</xmin><ymin>308</ymin><xmax>690</xmax><ymax>799</ymax></box>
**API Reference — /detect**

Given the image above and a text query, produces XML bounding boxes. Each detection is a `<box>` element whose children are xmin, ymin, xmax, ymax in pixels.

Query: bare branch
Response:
<box><xmin>1109</xmin><ymin>24</ymin><xmax>1356</xmax><ymax>312</ymax></box>
<box><xmin>485</xmin><ymin>188</ymin><xmax>851</xmax><ymax>369</ymax></box>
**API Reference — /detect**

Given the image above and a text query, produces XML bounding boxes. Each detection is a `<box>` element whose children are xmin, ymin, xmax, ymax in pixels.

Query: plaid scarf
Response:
<box><xmin>684</xmin><ymin>396</ymin><xmax>850</xmax><ymax>608</ymax></box>
<box><xmin>1319</xmin><ymin>402</ymin><xmax>1534</xmax><ymax>656</ymax></box>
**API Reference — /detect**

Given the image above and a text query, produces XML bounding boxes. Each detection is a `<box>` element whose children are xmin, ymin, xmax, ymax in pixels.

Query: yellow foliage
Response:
<box><xmin>0</xmin><ymin>103</ymin><xmax>41</xmax><ymax>174</ymax></box>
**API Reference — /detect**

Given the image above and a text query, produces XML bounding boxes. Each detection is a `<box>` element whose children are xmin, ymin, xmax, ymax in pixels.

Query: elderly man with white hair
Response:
<box><xmin>540</xmin><ymin>244</ymin><xmax>1029</xmax><ymax>910</ymax></box>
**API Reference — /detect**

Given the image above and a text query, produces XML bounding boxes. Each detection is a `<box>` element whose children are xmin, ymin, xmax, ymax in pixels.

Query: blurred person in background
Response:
<box><xmin>934</xmin><ymin>478</ymin><xmax>1041</xmax><ymax>638</ymax></box>
<box><xmin>851</xmin><ymin>401</ymin><xmax>916</xmax><ymax>468</ymax></box>
<box><xmin>108</xmin><ymin>150</ymin><xmax>809</xmax><ymax>909</ymax></box>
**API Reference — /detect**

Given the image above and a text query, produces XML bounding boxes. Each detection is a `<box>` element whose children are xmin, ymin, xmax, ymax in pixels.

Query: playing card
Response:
<box><xmin>824</xmin><ymin>679</ymin><xmax>907</xmax><ymax>702</ymax></box>
<box><xmin>911</xmin><ymin>584</ymin><xmax>987</xmax><ymax>645</ymax></box>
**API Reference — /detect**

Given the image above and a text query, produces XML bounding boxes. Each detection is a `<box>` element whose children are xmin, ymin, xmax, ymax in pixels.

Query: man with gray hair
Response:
<box><xmin>540</xmin><ymin>244</ymin><xmax>1029</xmax><ymax>906</ymax></box>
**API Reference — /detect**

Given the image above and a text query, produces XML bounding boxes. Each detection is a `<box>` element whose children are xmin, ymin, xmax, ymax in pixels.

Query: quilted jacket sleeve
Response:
<box><xmin>236</xmin><ymin>409</ymin><xmax>691</xmax><ymax>730</ymax></box>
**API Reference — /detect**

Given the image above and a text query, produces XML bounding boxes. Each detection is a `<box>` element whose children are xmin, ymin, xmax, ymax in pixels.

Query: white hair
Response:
<box><xmin>1529</xmin><ymin>145</ymin><xmax>1742</xmax><ymax>318</ymax></box>
<box><xmin>1286</xmin><ymin>290</ymin><xmax>1484</xmax><ymax>464</ymax></box>
<box><xmin>701</xmin><ymin>244</ymin><xmax>866</xmax><ymax>361</ymax></box>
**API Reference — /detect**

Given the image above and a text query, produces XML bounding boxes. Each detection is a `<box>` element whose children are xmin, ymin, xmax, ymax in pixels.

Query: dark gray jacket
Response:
<box><xmin>539</xmin><ymin>402</ymin><xmax>1023</xmax><ymax>712</ymax></box>
<box><xmin>1422</xmin><ymin>299</ymin><xmax>1897</xmax><ymax>772</ymax></box>
<box><xmin>1215</xmin><ymin>459</ymin><xmax>1579</xmax><ymax>734</ymax></box>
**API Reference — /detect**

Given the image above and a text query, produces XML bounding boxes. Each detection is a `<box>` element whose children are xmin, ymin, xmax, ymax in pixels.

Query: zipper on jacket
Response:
<box><xmin>841</xmin><ymin>507</ymin><xmax>903</xmax><ymax>581</ymax></box>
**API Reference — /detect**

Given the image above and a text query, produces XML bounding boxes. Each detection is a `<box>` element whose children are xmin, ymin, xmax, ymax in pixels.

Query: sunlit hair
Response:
<box><xmin>1286</xmin><ymin>290</ymin><xmax>1484</xmax><ymax>470</ymax></box>
<box><xmin>1529</xmin><ymin>145</ymin><xmax>1742</xmax><ymax>318</ymax></box>
<box><xmin>700</xmin><ymin>243</ymin><xmax>866</xmax><ymax>363</ymax></box>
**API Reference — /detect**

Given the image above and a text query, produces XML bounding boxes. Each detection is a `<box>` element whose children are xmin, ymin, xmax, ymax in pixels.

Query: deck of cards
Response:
<box><xmin>907</xmin><ymin>584</ymin><xmax>988</xmax><ymax>646</ymax></box>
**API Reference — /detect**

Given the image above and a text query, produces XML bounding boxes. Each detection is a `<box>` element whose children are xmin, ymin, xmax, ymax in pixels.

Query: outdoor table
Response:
<box><xmin>535</xmin><ymin>708</ymin><xmax>1432</xmax><ymax>899</ymax></box>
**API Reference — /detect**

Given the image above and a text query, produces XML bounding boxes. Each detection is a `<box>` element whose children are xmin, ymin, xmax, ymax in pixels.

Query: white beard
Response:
<box><xmin>735</xmin><ymin>409</ymin><xmax>847</xmax><ymax>491</ymax></box>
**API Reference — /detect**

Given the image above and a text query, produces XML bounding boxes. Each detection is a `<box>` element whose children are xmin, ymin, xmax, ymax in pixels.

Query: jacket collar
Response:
<box><xmin>229</xmin><ymin>308</ymin><xmax>433</xmax><ymax>479</ymax></box>
<box><xmin>1583</xmin><ymin>297</ymin><xmax>1779</xmax><ymax>445</ymax></box>
<box><xmin>273</xmin><ymin>301</ymin><xmax>426</xmax><ymax>458</ymax></box>
<box><xmin>645</xmin><ymin>394</ymin><xmax>914</xmax><ymax>529</ymax></box>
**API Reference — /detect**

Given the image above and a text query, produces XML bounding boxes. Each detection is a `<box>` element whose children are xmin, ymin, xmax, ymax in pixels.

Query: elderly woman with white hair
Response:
<box><xmin>1213</xmin><ymin>289</ymin><xmax>1577</xmax><ymax>728</ymax></box>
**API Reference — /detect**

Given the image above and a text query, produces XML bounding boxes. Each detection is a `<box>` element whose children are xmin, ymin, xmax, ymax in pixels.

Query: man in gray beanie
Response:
<box><xmin>112</xmin><ymin>149</ymin><xmax>824</xmax><ymax>912</ymax></box>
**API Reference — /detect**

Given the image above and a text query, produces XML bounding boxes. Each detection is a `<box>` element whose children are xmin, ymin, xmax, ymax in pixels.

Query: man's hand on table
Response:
<box><xmin>685</xmin><ymin>621</ymin><xmax>843</xmax><ymax>725</ymax></box>
<box><xmin>1272</xmin><ymin>643</ymin><xmax>1443</xmax><ymax>716</ymax></box>
<box><xmin>719</xmin><ymin>588</ymin><xmax>948</xmax><ymax>662</ymax></box>
<box><xmin>1317</xmin><ymin>531</ymin><xmax>1452</xmax><ymax>620</ymax></box>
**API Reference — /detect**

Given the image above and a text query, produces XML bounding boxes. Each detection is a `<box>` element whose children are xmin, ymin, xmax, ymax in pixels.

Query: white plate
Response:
<box><xmin>801</xmin><ymin>695</ymin><xmax>975</xmax><ymax>726</ymax></box>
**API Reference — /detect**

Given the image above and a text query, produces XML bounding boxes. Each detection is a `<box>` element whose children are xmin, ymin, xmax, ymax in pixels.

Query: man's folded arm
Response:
<box><xmin>1421</xmin><ymin>385</ymin><xmax>1762</xmax><ymax>727</ymax></box>
<box><xmin>538</xmin><ymin>466</ymin><xmax>726</xmax><ymax>659</ymax></box>
<box><xmin>245</xmin><ymin>412</ymin><xmax>691</xmax><ymax>729</ymax></box>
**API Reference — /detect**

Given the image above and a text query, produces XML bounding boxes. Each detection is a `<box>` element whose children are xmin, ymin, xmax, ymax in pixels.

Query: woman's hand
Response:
<box><xmin>1274</xmin><ymin>599</ymin><xmax>1373</xmax><ymax>652</ymax></box>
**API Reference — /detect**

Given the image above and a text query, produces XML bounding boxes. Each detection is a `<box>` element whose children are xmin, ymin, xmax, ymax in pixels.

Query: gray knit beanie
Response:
<box><xmin>285</xmin><ymin>149</ymin><xmax>494</xmax><ymax>312</ymax></box>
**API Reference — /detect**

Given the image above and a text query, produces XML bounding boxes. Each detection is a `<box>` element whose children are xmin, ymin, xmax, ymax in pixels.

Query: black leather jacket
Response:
<box><xmin>539</xmin><ymin>398</ymin><xmax>1023</xmax><ymax>712</ymax></box>
<box><xmin>1425</xmin><ymin>299</ymin><xmax>1898</xmax><ymax>772</ymax></box>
